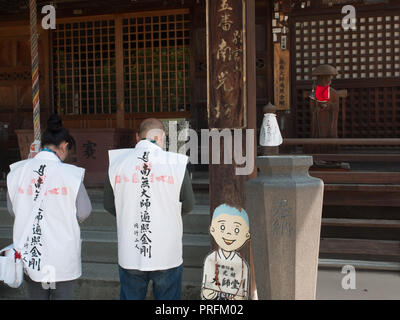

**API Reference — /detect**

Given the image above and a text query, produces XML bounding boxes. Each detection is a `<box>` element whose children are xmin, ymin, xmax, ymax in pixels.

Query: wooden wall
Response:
<box><xmin>290</xmin><ymin>2</ymin><xmax>400</xmax><ymax>139</ymax></box>
<box><xmin>0</xmin><ymin>23</ymin><xmax>51</xmax><ymax>167</ymax></box>
<box><xmin>0</xmin><ymin>0</ymin><xmax>274</xmax><ymax>165</ymax></box>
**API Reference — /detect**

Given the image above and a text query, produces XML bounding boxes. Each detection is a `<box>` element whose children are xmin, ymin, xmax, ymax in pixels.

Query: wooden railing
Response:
<box><xmin>60</xmin><ymin>111</ymin><xmax>190</xmax><ymax>131</ymax></box>
<box><xmin>283</xmin><ymin>138</ymin><xmax>400</xmax><ymax>146</ymax></box>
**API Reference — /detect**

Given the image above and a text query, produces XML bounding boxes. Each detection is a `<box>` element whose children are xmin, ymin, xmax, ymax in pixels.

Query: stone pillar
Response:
<box><xmin>245</xmin><ymin>156</ymin><xmax>324</xmax><ymax>300</ymax></box>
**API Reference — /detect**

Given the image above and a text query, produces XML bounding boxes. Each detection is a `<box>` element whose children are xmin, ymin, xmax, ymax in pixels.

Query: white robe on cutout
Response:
<box><xmin>202</xmin><ymin>248</ymin><xmax>249</xmax><ymax>300</ymax></box>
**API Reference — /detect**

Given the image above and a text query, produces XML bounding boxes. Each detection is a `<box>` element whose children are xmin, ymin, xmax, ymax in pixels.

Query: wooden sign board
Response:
<box><xmin>274</xmin><ymin>43</ymin><xmax>290</xmax><ymax>111</ymax></box>
<box><xmin>207</xmin><ymin>0</ymin><xmax>247</xmax><ymax>129</ymax></box>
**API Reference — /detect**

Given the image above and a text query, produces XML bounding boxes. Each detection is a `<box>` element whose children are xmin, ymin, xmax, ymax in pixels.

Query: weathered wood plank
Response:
<box><xmin>324</xmin><ymin>184</ymin><xmax>400</xmax><ymax>192</ymax></box>
<box><xmin>283</xmin><ymin>138</ymin><xmax>400</xmax><ymax>146</ymax></box>
<box><xmin>320</xmin><ymin>238</ymin><xmax>400</xmax><ymax>256</ymax></box>
<box><xmin>60</xmin><ymin>112</ymin><xmax>190</xmax><ymax>130</ymax></box>
<box><xmin>322</xmin><ymin>218</ymin><xmax>400</xmax><ymax>229</ymax></box>
<box><xmin>274</xmin><ymin>43</ymin><xmax>290</xmax><ymax>110</ymax></box>
<box><xmin>207</xmin><ymin>0</ymin><xmax>247</xmax><ymax>129</ymax></box>
<box><xmin>318</xmin><ymin>259</ymin><xmax>400</xmax><ymax>271</ymax></box>
<box><xmin>312</xmin><ymin>154</ymin><xmax>400</xmax><ymax>162</ymax></box>
<box><xmin>310</xmin><ymin>172</ymin><xmax>400</xmax><ymax>184</ymax></box>
<box><xmin>323</xmin><ymin>190</ymin><xmax>400</xmax><ymax>207</ymax></box>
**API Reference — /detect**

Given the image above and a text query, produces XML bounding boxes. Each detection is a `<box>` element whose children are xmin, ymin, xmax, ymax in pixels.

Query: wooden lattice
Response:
<box><xmin>53</xmin><ymin>18</ymin><xmax>117</xmax><ymax>115</ymax></box>
<box><xmin>295</xmin><ymin>85</ymin><xmax>400</xmax><ymax>139</ymax></box>
<box><xmin>122</xmin><ymin>10</ymin><xmax>191</xmax><ymax>113</ymax></box>
<box><xmin>292</xmin><ymin>11</ymin><xmax>400</xmax><ymax>139</ymax></box>
<box><xmin>294</xmin><ymin>14</ymin><xmax>400</xmax><ymax>81</ymax></box>
<box><xmin>53</xmin><ymin>10</ymin><xmax>191</xmax><ymax>116</ymax></box>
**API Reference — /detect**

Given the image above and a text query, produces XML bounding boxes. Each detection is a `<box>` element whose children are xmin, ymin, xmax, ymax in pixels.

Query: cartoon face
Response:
<box><xmin>210</xmin><ymin>213</ymin><xmax>250</xmax><ymax>252</ymax></box>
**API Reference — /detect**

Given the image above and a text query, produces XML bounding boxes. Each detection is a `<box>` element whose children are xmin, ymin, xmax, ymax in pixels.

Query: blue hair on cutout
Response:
<box><xmin>212</xmin><ymin>204</ymin><xmax>249</xmax><ymax>227</ymax></box>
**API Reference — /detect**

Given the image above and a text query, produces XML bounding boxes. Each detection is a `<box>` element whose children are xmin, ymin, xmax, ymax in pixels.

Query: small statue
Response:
<box><xmin>308</xmin><ymin>65</ymin><xmax>340</xmax><ymax>154</ymax></box>
<box><xmin>260</xmin><ymin>103</ymin><xmax>282</xmax><ymax>156</ymax></box>
<box><xmin>260</xmin><ymin>102</ymin><xmax>283</xmax><ymax>147</ymax></box>
<box><xmin>309</xmin><ymin>65</ymin><xmax>340</xmax><ymax>140</ymax></box>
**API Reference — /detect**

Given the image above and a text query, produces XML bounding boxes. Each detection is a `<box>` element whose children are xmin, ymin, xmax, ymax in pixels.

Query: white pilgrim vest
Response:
<box><xmin>108</xmin><ymin>140</ymin><xmax>188</xmax><ymax>271</ymax></box>
<box><xmin>7</xmin><ymin>151</ymin><xmax>84</xmax><ymax>282</ymax></box>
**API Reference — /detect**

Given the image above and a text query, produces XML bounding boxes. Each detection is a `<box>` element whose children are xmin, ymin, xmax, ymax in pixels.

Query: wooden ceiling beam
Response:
<box><xmin>0</xmin><ymin>0</ymin><xmax>27</xmax><ymax>14</ymax></box>
<box><xmin>0</xmin><ymin>0</ymin><xmax>198</xmax><ymax>22</ymax></box>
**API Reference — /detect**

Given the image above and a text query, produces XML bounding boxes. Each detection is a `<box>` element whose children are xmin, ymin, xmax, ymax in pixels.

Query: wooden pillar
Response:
<box><xmin>206</xmin><ymin>0</ymin><xmax>257</xmax><ymax>299</ymax></box>
<box><xmin>115</xmin><ymin>16</ymin><xmax>125</xmax><ymax>129</ymax></box>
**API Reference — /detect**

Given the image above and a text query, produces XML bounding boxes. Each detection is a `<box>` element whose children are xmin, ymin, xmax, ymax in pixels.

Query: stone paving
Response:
<box><xmin>1</xmin><ymin>268</ymin><xmax>400</xmax><ymax>300</ymax></box>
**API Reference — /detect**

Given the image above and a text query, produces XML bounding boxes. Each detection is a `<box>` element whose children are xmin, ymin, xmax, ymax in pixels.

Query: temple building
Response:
<box><xmin>0</xmin><ymin>0</ymin><xmax>399</xmax><ymax>299</ymax></box>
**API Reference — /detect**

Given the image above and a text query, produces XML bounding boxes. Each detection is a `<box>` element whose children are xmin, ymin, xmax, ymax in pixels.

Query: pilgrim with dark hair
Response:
<box><xmin>6</xmin><ymin>114</ymin><xmax>92</xmax><ymax>300</ymax></box>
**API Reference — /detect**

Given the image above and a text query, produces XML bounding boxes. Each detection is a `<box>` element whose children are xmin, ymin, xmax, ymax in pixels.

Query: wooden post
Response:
<box><xmin>115</xmin><ymin>16</ymin><xmax>125</xmax><ymax>129</ymax></box>
<box><xmin>207</xmin><ymin>0</ymin><xmax>257</xmax><ymax>299</ymax></box>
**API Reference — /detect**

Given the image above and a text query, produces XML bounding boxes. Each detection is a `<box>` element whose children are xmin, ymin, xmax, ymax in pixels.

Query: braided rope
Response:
<box><xmin>30</xmin><ymin>0</ymin><xmax>41</xmax><ymax>142</ymax></box>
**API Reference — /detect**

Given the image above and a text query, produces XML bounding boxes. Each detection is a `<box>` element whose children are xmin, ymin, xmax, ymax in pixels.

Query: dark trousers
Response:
<box><xmin>118</xmin><ymin>264</ymin><xmax>183</xmax><ymax>300</ymax></box>
<box><xmin>24</xmin><ymin>274</ymin><xmax>75</xmax><ymax>300</ymax></box>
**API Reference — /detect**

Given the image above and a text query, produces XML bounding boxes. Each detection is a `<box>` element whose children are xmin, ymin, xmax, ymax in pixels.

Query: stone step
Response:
<box><xmin>0</xmin><ymin>189</ymin><xmax>6</xmax><ymax>202</ymax></box>
<box><xmin>0</xmin><ymin>262</ymin><xmax>203</xmax><ymax>300</ymax></box>
<box><xmin>0</xmin><ymin>227</ymin><xmax>211</xmax><ymax>268</ymax></box>
<box><xmin>81</xmin><ymin>204</ymin><xmax>210</xmax><ymax>234</ymax></box>
<box><xmin>85</xmin><ymin>180</ymin><xmax>210</xmax><ymax>206</ymax></box>
<box><xmin>0</xmin><ymin>202</ymin><xmax>12</xmax><ymax>226</ymax></box>
<box><xmin>0</xmin><ymin>177</ymin><xmax>210</xmax><ymax>204</ymax></box>
<box><xmin>76</xmin><ymin>263</ymin><xmax>202</xmax><ymax>300</ymax></box>
<box><xmin>0</xmin><ymin>204</ymin><xmax>210</xmax><ymax>235</ymax></box>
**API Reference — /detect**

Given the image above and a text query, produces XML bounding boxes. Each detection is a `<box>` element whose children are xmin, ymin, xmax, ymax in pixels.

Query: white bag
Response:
<box><xmin>260</xmin><ymin>113</ymin><xmax>283</xmax><ymax>147</ymax></box>
<box><xmin>0</xmin><ymin>244</ymin><xmax>23</xmax><ymax>288</ymax></box>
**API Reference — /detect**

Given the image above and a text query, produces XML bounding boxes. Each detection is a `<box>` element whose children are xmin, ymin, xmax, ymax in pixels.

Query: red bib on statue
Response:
<box><xmin>315</xmin><ymin>85</ymin><xmax>331</xmax><ymax>102</ymax></box>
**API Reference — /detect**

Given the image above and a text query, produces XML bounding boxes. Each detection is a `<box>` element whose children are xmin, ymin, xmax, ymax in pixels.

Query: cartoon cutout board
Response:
<box><xmin>201</xmin><ymin>204</ymin><xmax>251</xmax><ymax>300</ymax></box>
